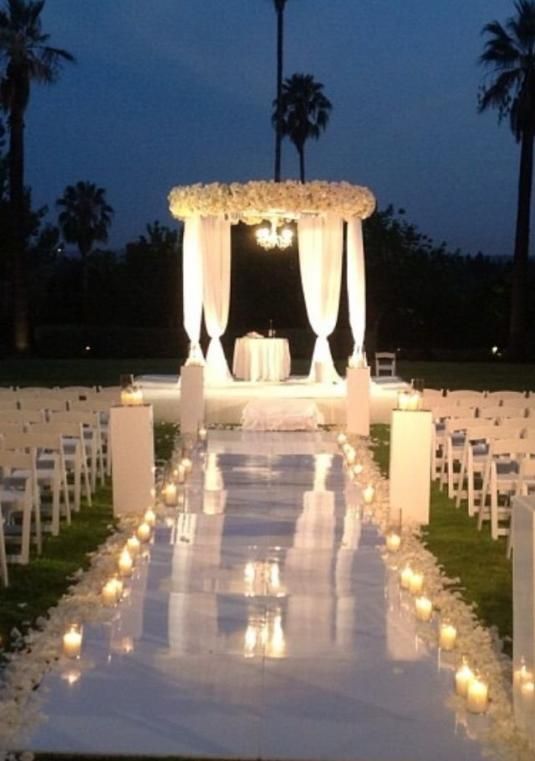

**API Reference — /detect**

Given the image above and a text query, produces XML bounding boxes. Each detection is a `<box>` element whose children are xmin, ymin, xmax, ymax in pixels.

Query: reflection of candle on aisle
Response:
<box><xmin>63</xmin><ymin>626</ymin><xmax>83</xmax><ymax>659</ymax></box>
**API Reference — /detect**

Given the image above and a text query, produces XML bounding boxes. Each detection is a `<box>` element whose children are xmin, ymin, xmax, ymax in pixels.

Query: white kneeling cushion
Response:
<box><xmin>241</xmin><ymin>399</ymin><xmax>323</xmax><ymax>431</ymax></box>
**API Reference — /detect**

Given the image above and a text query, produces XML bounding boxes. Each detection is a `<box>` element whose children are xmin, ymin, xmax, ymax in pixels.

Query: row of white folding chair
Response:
<box><xmin>69</xmin><ymin>399</ymin><xmax>113</xmax><ymax>475</ymax></box>
<box><xmin>441</xmin><ymin>418</ymin><xmax>530</xmax><ymax>497</ymax></box>
<box><xmin>0</xmin><ymin>449</ymin><xmax>42</xmax><ymax>566</ymax></box>
<box><xmin>1</xmin><ymin>430</ymin><xmax>71</xmax><ymax>536</ymax></box>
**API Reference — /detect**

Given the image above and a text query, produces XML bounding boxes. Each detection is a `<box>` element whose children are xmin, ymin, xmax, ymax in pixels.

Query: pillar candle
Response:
<box><xmin>63</xmin><ymin>626</ymin><xmax>83</xmax><ymax>659</ymax></box>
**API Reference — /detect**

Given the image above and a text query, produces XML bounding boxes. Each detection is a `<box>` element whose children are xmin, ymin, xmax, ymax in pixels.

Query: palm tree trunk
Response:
<box><xmin>9</xmin><ymin>105</ymin><xmax>29</xmax><ymax>354</ymax></box>
<box><xmin>509</xmin><ymin>128</ymin><xmax>534</xmax><ymax>360</ymax></box>
<box><xmin>299</xmin><ymin>146</ymin><xmax>305</xmax><ymax>183</ymax></box>
<box><xmin>274</xmin><ymin>0</ymin><xmax>285</xmax><ymax>182</ymax></box>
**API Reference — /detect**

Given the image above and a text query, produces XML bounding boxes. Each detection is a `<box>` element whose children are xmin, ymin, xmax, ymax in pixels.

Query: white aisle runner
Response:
<box><xmin>15</xmin><ymin>432</ymin><xmax>487</xmax><ymax>760</ymax></box>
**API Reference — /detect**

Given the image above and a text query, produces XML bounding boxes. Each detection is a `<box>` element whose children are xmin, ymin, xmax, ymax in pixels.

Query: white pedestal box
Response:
<box><xmin>389</xmin><ymin>409</ymin><xmax>432</xmax><ymax>525</ymax></box>
<box><xmin>180</xmin><ymin>364</ymin><xmax>204</xmax><ymax>435</ymax></box>
<box><xmin>346</xmin><ymin>366</ymin><xmax>370</xmax><ymax>437</ymax></box>
<box><xmin>512</xmin><ymin>495</ymin><xmax>535</xmax><ymax>742</ymax></box>
<box><xmin>110</xmin><ymin>404</ymin><xmax>155</xmax><ymax>517</ymax></box>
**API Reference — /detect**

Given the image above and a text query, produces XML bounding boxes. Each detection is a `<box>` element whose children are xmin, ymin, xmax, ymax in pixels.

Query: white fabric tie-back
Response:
<box><xmin>298</xmin><ymin>213</ymin><xmax>343</xmax><ymax>382</ymax></box>
<box><xmin>347</xmin><ymin>217</ymin><xmax>367</xmax><ymax>366</ymax></box>
<box><xmin>183</xmin><ymin>216</ymin><xmax>204</xmax><ymax>364</ymax></box>
<box><xmin>201</xmin><ymin>216</ymin><xmax>232</xmax><ymax>384</ymax></box>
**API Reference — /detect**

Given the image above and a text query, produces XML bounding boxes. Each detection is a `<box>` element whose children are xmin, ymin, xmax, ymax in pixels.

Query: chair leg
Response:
<box><xmin>20</xmin><ymin>495</ymin><xmax>32</xmax><ymax>564</ymax></box>
<box><xmin>0</xmin><ymin>514</ymin><xmax>8</xmax><ymax>587</ymax></box>
<box><xmin>490</xmin><ymin>473</ymin><xmax>499</xmax><ymax>540</ymax></box>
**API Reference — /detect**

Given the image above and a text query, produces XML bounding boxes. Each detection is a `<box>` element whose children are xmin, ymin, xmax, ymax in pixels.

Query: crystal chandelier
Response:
<box><xmin>255</xmin><ymin>219</ymin><xmax>293</xmax><ymax>250</ymax></box>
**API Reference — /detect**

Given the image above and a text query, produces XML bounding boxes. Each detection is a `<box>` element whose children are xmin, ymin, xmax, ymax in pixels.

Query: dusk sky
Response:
<box><xmin>26</xmin><ymin>0</ymin><xmax>520</xmax><ymax>257</ymax></box>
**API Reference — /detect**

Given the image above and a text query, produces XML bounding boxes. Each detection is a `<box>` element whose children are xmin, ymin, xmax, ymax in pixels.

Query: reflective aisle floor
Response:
<box><xmin>17</xmin><ymin>431</ymin><xmax>488</xmax><ymax>760</ymax></box>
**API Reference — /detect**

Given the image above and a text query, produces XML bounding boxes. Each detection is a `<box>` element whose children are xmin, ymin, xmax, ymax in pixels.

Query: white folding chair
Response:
<box><xmin>478</xmin><ymin>438</ymin><xmax>535</xmax><ymax>540</ymax></box>
<box><xmin>2</xmin><ymin>430</ymin><xmax>70</xmax><ymax>535</ymax></box>
<box><xmin>441</xmin><ymin>417</ymin><xmax>480</xmax><ymax>496</ymax></box>
<box><xmin>29</xmin><ymin>422</ymin><xmax>89</xmax><ymax>509</ymax></box>
<box><xmin>431</xmin><ymin>406</ymin><xmax>477</xmax><ymax>481</ymax></box>
<box><xmin>455</xmin><ymin>423</ymin><xmax>497</xmax><ymax>515</ymax></box>
<box><xmin>50</xmin><ymin>411</ymin><xmax>102</xmax><ymax>489</ymax></box>
<box><xmin>374</xmin><ymin>352</ymin><xmax>396</xmax><ymax>377</ymax></box>
<box><xmin>0</xmin><ymin>449</ymin><xmax>41</xmax><ymax>562</ymax></box>
<box><xmin>422</xmin><ymin>388</ymin><xmax>445</xmax><ymax>405</ymax></box>
<box><xmin>0</xmin><ymin>409</ymin><xmax>44</xmax><ymax>425</ymax></box>
<box><xmin>69</xmin><ymin>399</ymin><xmax>113</xmax><ymax>476</ymax></box>
<box><xmin>18</xmin><ymin>397</ymin><xmax>68</xmax><ymax>416</ymax></box>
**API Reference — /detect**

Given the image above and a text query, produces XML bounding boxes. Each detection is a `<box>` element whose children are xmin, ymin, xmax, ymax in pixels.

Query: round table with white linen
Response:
<box><xmin>232</xmin><ymin>337</ymin><xmax>291</xmax><ymax>382</ymax></box>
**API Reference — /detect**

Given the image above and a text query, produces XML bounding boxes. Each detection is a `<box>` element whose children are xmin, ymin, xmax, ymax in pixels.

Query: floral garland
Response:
<box><xmin>168</xmin><ymin>180</ymin><xmax>376</xmax><ymax>223</ymax></box>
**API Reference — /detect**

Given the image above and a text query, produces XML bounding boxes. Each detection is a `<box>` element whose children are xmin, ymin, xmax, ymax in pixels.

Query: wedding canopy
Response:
<box><xmin>168</xmin><ymin>180</ymin><xmax>376</xmax><ymax>384</ymax></box>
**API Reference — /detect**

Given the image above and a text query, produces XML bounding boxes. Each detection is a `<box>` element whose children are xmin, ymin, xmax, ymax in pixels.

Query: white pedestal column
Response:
<box><xmin>180</xmin><ymin>364</ymin><xmax>204</xmax><ymax>435</ymax></box>
<box><xmin>346</xmin><ymin>366</ymin><xmax>370</xmax><ymax>436</ymax></box>
<box><xmin>512</xmin><ymin>495</ymin><xmax>535</xmax><ymax>741</ymax></box>
<box><xmin>389</xmin><ymin>409</ymin><xmax>432</xmax><ymax>525</ymax></box>
<box><xmin>110</xmin><ymin>405</ymin><xmax>155</xmax><ymax>517</ymax></box>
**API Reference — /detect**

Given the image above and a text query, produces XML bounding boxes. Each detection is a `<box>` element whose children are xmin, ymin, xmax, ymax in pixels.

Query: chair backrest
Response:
<box><xmin>486</xmin><ymin>390</ymin><xmax>527</xmax><ymax>401</ymax></box>
<box><xmin>490</xmin><ymin>437</ymin><xmax>534</xmax><ymax>457</ymax></box>
<box><xmin>69</xmin><ymin>399</ymin><xmax>113</xmax><ymax>414</ymax></box>
<box><xmin>29</xmin><ymin>421</ymin><xmax>82</xmax><ymax>440</ymax></box>
<box><xmin>445</xmin><ymin>416</ymin><xmax>478</xmax><ymax>433</ymax></box>
<box><xmin>374</xmin><ymin>352</ymin><xmax>396</xmax><ymax>377</ymax></box>
<box><xmin>446</xmin><ymin>390</ymin><xmax>484</xmax><ymax>402</ymax></box>
<box><xmin>50</xmin><ymin>410</ymin><xmax>98</xmax><ymax>428</ymax></box>
<box><xmin>495</xmin><ymin>420</ymin><xmax>526</xmax><ymax>437</ymax></box>
<box><xmin>0</xmin><ymin>449</ymin><xmax>34</xmax><ymax>472</ymax></box>
<box><xmin>96</xmin><ymin>386</ymin><xmax>121</xmax><ymax>401</ymax></box>
<box><xmin>15</xmin><ymin>387</ymin><xmax>55</xmax><ymax>397</ymax></box>
<box><xmin>432</xmin><ymin>404</ymin><xmax>477</xmax><ymax>420</ymax></box>
<box><xmin>496</xmin><ymin>398</ymin><xmax>529</xmax><ymax>410</ymax></box>
<box><xmin>18</xmin><ymin>397</ymin><xmax>68</xmax><ymax>412</ymax></box>
<box><xmin>478</xmin><ymin>405</ymin><xmax>505</xmax><ymax>419</ymax></box>
<box><xmin>0</xmin><ymin>409</ymin><xmax>44</xmax><ymax>424</ymax></box>
<box><xmin>0</xmin><ymin>398</ymin><xmax>19</xmax><ymax>410</ymax></box>
<box><xmin>465</xmin><ymin>423</ymin><xmax>498</xmax><ymax>442</ymax></box>
<box><xmin>423</xmin><ymin>388</ymin><xmax>444</xmax><ymax>400</ymax></box>
<box><xmin>58</xmin><ymin>386</ymin><xmax>97</xmax><ymax>400</ymax></box>
<box><xmin>0</xmin><ymin>421</ymin><xmax>27</xmax><ymax>435</ymax></box>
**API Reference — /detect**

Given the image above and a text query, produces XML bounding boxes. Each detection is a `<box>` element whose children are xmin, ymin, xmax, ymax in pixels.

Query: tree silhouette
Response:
<box><xmin>0</xmin><ymin>0</ymin><xmax>74</xmax><ymax>352</ymax></box>
<box><xmin>272</xmin><ymin>0</ymin><xmax>288</xmax><ymax>182</ymax></box>
<box><xmin>479</xmin><ymin>0</ymin><xmax>535</xmax><ymax>359</ymax></box>
<box><xmin>274</xmin><ymin>73</ymin><xmax>332</xmax><ymax>182</ymax></box>
<box><xmin>56</xmin><ymin>181</ymin><xmax>113</xmax><ymax>323</ymax></box>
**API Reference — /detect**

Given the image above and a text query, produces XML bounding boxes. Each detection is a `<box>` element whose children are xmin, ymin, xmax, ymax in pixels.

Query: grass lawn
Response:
<box><xmin>371</xmin><ymin>424</ymin><xmax>512</xmax><ymax>652</ymax></box>
<box><xmin>0</xmin><ymin>423</ymin><xmax>177</xmax><ymax>656</ymax></box>
<box><xmin>2</xmin><ymin>357</ymin><xmax>535</xmax><ymax>390</ymax></box>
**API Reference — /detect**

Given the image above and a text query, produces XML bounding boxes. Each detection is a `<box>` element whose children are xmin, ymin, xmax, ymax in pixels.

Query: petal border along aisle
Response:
<box><xmin>0</xmin><ymin>432</ymin><xmax>532</xmax><ymax>760</ymax></box>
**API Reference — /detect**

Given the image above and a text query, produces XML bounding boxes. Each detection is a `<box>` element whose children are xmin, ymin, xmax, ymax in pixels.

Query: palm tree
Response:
<box><xmin>0</xmin><ymin>0</ymin><xmax>74</xmax><ymax>352</ymax></box>
<box><xmin>56</xmin><ymin>181</ymin><xmax>113</xmax><ymax>323</ymax></box>
<box><xmin>272</xmin><ymin>0</ymin><xmax>288</xmax><ymax>182</ymax></box>
<box><xmin>479</xmin><ymin>0</ymin><xmax>535</xmax><ymax>359</ymax></box>
<box><xmin>273</xmin><ymin>73</ymin><xmax>332</xmax><ymax>182</ymax></box>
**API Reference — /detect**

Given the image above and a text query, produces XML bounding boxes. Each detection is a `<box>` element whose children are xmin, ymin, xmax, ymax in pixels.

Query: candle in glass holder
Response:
<box><xmin>455</xmin><ymin>657</ymin><xmax>474</xmax><ymax>697</ymax></box>
<box><xmin>120</xmin><ymin>386</ymin><xmax>143</xmax><ymax>406</ymax></box>
<box><xmin>102</xmin><ymin>579</ymin><xmax>119</xmax><ymax>606</ymax></box>
<box><xmin>363</xmin><ymin>484</ymin><xmax>375</xmax><ymax>504</ymax></box>
<box><xmin>137</xmin><ymin>522</ymin><xmax>152</xmax><ymax>543</ymax></box>
<box><xmin>198</xmin><ymin>427</ymin><xmax>207</xmax><ymax>442</ymax></box>
<box><xmin>127</xmin><ymin>535</ymin><xmax>141</xmax><ymax>557</ymax></box>
<box><xmin>386</xmin><ymin>532</ymin><xmax>401</xmax><ymax>552</ymax></box>
<box><xmin>352</xmin><ymin>463</ymin><xmax>363</xmax><ymax>477</ymax></box>
<box><xmin>439</xmin><ymin>622</ymin><xmax>457</xmax><ymax>651</ymax></box>
<box><xmin>163</xmin><ymin>482</ymin><xmax>178</xmax><ymax>506</ymax></box>
<box><xmin>337</xmin><ymin>432</ymin><xmax>347</xmax><ymax>446</ymax></box>
<box><xmin>118</xmin><ymin>548</ymin><xmax>133</xmax><ymax>577</ymax></box>
<box><xmin>144</xmin><ymin>507</ymin><xmax>156</xmax><ymax>527</ymax></box>
<box><xmin>174</xmin><ymin>464</ymin><xmax>186</xmax><ymax>484</ymax></box>
<box><xmin>345</xmin><ymin>449</ymin><xmax>356</xmax><ymax>466</ymax></box>
<box><xmin>409</xmin><ymin>571</ymin><xmax>424</xmax><ymax>595</ymax></box>
<box><xmin>466</xmin><ymin>675</ymin><xmax>488</xmax><ymax>714</ymax></box>
<box><xmin>400</xmin><ymin>565</ymin><xmax>413</xmax><ymax>590</ymax></box>
<box><xmin>63</xmin><ymin>625</ymin><xmax>83</xmax><ymax>659</ymax></box>
<box><xmin>415</xmin><ymin>596</ymin><xmax>433</xmax><ymax>622</ymax></box>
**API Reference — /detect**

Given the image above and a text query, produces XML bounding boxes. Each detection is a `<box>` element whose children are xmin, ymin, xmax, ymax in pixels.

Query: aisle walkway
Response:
<box><xmin>17</xmin><ymin>431</ymin><xmax>487</xmax><ymax>760</ymax></box>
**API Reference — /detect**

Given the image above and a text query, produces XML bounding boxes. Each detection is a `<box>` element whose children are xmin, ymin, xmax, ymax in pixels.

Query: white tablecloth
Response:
<box><xmin>232</xmin><ymin>337</ymin><xmax>291</xmax><ymax>382</ymax></box>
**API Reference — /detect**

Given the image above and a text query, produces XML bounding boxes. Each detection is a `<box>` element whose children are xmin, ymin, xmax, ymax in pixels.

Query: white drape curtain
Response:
<box><xmin>201</xmin><ymin>216</ymin><xmax>232</xmax><ymax>383</ymax></box>
<box><xmin>346</xmin><ymin>217</ymin><xmax>367</xmax><ymax>367</ymax></box>
<box><xmin>297</xmin><ymin>214</ymin><xmax>343</xmax><ymax>382</ymax></box>
<box><xmin>182</xmin><ymin>216</ymin><xmax>204</xmax><ymax>363</ymax></box>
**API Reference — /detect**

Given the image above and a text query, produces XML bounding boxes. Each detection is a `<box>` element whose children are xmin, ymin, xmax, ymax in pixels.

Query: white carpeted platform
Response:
<box><xmin>137</xmin><ymin>374</ymin><xmax>409</xmax><ymax>426</ymax></box>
